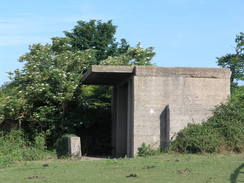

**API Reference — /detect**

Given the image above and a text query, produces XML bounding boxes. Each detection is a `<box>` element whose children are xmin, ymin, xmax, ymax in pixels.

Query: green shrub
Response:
<box><xmin>170</xmin><ymin>124</ymin><xmax>222</xmax><ymax>153</ymax></box>
<box><xmin>55</xmin><ymin>134</ymin><xmax>77</xmax><ymax>158</ymax></box>
<box><xmin>138</xmin><ymin>143</ymin><xmax>160</xmax><ymax>157</ymax></box>
<box><xmin>34</xmin><ymin>133</ymin><xmax>46</xmax><ymax>150</ymax></box>
<box><xmin>0</xmin><ymin>130</ymin><xmax>55</xmax><ymax>166</ymax></box>
<box><xmin>171</xmin><ymin>88</ymin><xmax>244</xmax><ymax>153</ymax></box>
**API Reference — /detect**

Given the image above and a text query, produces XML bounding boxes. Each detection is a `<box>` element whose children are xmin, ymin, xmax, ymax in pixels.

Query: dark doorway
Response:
<box><xmin>75</xmin><ymin>86</ymin><xmax>113</xmax><ymax>157</ymax></box>
<box><xmin>81</xmin><ymin>65</ymin><xmax>134</xmax><ymax>157</ymax></box>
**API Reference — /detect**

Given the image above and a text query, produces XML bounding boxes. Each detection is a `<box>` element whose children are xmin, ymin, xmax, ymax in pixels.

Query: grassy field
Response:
<box><xmin>0</xmin><ymin>154</ymin><xmax>243</xmax><ymax>183</ymax></box>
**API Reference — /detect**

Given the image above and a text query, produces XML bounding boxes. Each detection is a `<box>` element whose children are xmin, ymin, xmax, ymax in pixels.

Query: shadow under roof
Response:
<box><xmin>82</xmin><ymin>65</ymin><xmax>134</xmax><ymax>85</ymax></box>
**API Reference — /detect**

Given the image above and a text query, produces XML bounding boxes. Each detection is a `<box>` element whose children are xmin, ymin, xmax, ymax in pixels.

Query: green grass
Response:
<box><xmin>0</xmin><ymin>154</ymin><xmax>243</xmax><ymax>183</ymax></box>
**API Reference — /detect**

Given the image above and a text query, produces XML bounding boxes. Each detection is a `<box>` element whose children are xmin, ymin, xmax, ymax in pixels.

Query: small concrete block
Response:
<box><xmin>68</xmin><ymin>137</ymin><xmax>81</xmax><ymax>157</ymax></box>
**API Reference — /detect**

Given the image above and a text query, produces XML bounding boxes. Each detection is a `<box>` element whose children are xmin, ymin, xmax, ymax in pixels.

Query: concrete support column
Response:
<box><xmin>115</xmin><ymin>83</ymin><xmax>128</xmax><ymax>157</ymax></box>
<box><xmin>127</xmin><ymin>79</ymin><xmax>134</xmax><ymax>157</ymax></box>
<box><xmin>111</xmin><ymin>87</ymin><xmax>117</xmax><ymax>156</ymax></box>
<box><xmin>111</xmin><ymin>78</ymin><xmax>134</xmax><ymax>157</ymax></box>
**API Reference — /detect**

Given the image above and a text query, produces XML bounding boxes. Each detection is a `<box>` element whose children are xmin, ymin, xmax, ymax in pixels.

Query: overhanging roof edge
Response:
<box><xmin>81</xmin><ymin>65</ymin><xmax>135</xmax><ymax>85</ymax></box>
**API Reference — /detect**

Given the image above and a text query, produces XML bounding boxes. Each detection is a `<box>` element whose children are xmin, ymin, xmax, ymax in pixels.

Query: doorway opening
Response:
<box><xmin>81</xmin><ymin>66</ymin><xmax>134</xmax><ymax>157</ymax></box>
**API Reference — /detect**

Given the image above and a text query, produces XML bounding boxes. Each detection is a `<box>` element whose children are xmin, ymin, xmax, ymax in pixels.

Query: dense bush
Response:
<box><xmin>170</xmin><ymin>86</ymin><xmax>244</xmax><ymax>153</ymax></box>
<box><xmin>0</xmin><ymin>130</ymin><xmax>55</xmax><ymax>166</ymax></box>
<box><xmin>138</xmin><ymin>143</ymin><xmax>160</xmax><ymax>157</ymax></box>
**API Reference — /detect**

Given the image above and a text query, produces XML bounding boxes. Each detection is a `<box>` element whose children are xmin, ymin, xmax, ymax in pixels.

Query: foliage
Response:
<box><xmin>231</xmin><ymin>85</ymin><xmax>244</xmax><ymax>102</ymax></box>
<box><xmin>171</xmin><ymin>86</ymin><xmax>244</xmax><ymax>153</ymax></box>
<box><xmin>137</xmin><ymin>143</ymin><xmax>160</xmax><ymax>157</ymax></box>
<box><xmin>217</xmin><ymin>32</ymin><xmax>244</xmax><ymax>88</ymax></box>
<box><xmin>0</xmin><ymin>43</ymin><xmax>98</xmax><ymax>143</ymax></box>
<box><xmin>64</xmin><ymin>20</ymin><xmax>130</xmax><ymax>61</ymax></box>
<box><xmin>170</xmin><ymin>124</ymin><xmax>222</xmax><ymax>153</ymax></box>
<box><xmin>101</xmin><ymin>42</ymin><xmax>155</xmax><ymax>65</ymax></box>
<box><xmin>235</xmin><ymin>32</ymin><xmax>244</xmax><ymax>53</ymax></box>
<box><xmin>34</xmin><ymin>132</ymin><xmax>47</xmax><ymax>150</ymax></box>
<box><xmin>0</xmin><ymin>20</ymin><xmax>155</xmax><ymax>154</ymax></box>
<box><xmin>0</xmin><ymin>130</ymin><xmax>54</xmax><ymax>166</ymax></box>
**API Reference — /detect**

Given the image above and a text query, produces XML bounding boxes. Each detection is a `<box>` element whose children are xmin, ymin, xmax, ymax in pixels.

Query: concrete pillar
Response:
<box><xmin>111</xmin><ymin>78</ymin><xmax>134</xmax><ymax>157</ymax></box>
<box><xmin>111</xmin><ymin>87</ymin><xmax>117</xmax><ymax>156</ymax></box>
<box><xmin>115</xmin><ymin>82</ymin><xmax>128</xmax><ymax>157</ymax></box>
<box><xmin>127</xmin><ymin>79</ymin><xmax>134</xmax><ymax>157</ymax></box>
<box><xmin>68</xmin><ymin>137</ymin><xmax>82</xmax><ymax>157</ymax></box>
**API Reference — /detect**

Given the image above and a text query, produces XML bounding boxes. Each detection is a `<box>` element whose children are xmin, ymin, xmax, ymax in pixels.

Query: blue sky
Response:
<box><xmin>0</xmin><ymin>0</ymin><xmax>243</xmax><ymax>85</ymax></box>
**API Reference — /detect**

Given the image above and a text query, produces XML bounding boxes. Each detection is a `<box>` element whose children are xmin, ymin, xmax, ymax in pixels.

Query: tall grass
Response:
<box><xmin>0</xmin><ymin>130</ymin><xmax>55</xmax><ymax>166</ymax></box>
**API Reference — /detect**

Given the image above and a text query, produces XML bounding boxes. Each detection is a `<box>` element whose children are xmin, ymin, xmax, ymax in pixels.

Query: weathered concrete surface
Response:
<box><xmin>68</xmin><ymin>137</ymin><xmax>82</xmax><ymax>157</ymax></box>
<box><xmin>132</xmin><ymin>70</ymin><xmax>230</xmax><ymax>154</ymax></box>
<box><xmin>82</xmin><ymin>65</ymin><xmax>231</xmax><ymax>157</ymax></box>
<box><xmin>134</xmin><ymin>66</ymin><xmax>230</xmax><ymax>78</ymax></box>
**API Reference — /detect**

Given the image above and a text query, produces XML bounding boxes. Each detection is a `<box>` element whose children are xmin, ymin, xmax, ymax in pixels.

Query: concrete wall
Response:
<box><xmin>82</xmin><ymin>65</ymin><xmax>230</xmax><ymax>157</ymax></box>
<box><xmin>132</xmin><ymin>67</ymin><xmax>230</xmax><ymax>155</ymax></box>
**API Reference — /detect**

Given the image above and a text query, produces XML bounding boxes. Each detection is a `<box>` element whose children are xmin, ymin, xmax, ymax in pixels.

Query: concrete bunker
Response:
<box><xmin>82</xmin><ymin>65</ymin><xmax>231</xmax><ymax>157</ymax></box>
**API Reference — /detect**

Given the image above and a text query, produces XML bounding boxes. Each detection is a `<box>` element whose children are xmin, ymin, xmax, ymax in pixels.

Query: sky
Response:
<box><xmin>0</xmin><ymin>0</ymin><xmax>243</xmax><ymax>85</ymax></box>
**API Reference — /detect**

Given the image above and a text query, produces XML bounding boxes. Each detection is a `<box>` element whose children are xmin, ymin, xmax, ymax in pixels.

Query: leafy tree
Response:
<box><xmin>64</xmin><ymin>20</ymin><xmax>130</xmax><ymax>62</ymax></box>
<box><xmin>217</xmin><ymin>32</ymin><xmax>244</xmax><ymax>88</ymax></box>
<box><xmin>0</xmin><ymin>20</ymin><xmax>155</xmax><ymax>151</ymax></box>
<box><xmin>235</xmin><ymin>32</ymin><xmax>244</xmax><ymax>54</ymax></box>
<box><xmin>101</xmin><ymin>42</ymin><xmax>155</xmax><ymax>65</ymax></box>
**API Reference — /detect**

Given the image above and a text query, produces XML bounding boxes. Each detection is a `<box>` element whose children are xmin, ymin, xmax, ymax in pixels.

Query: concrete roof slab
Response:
<box><xmin>82</xmin><ymin>65</ymin><xmax>231</xmax><ymax>85</ymax></box>
<box><xmin>82</xmin><ymin>65</ymin><xmax>134</xmax><ymax>85</ymax></box>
